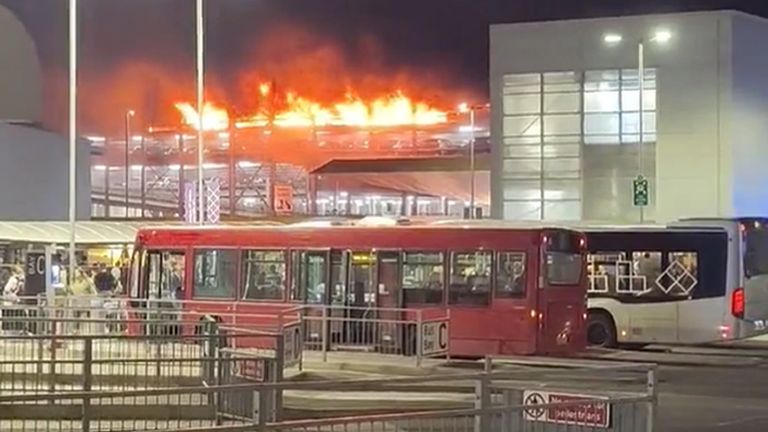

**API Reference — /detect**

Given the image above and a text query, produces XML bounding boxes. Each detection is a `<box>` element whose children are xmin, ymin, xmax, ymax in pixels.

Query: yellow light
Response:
<box><xmin>530</xmin><ymin>309</ymin><xmax>537</xmax><ymax>319</ymax></box>
<box><xmin>458</xmin><ymin>102</ymin><xmax>470</xmax><ymax>113</ymax></box>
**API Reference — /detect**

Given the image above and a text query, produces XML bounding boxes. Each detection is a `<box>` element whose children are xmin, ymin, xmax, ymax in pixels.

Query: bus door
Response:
<box><xmin>138</xmin><ymin>249</ymin><xmax>187</xmax><ymax>336</ymax></box>
<box><xmin>328</xmin><ymin>250</ymin><xmax>378</xmax><ymax>346</ymax></box>
<box><xmin>376</xmin><ymin>251</ymin><xmax>402</xmax><ymax>352</ymax></box>
<box><xmin>536</xmin><ymin>231</ymin><xmax>588</xmax><ymax>354</ymax></box>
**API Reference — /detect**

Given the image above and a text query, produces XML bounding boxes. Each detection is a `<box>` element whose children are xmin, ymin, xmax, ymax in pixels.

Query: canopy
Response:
<box><xmin>0</xmin><ymin>221</ymin><xmax>148</xmax><ymax>245</ymax></box>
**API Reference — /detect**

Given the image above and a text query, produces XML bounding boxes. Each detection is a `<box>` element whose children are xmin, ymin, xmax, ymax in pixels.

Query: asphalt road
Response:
<box><xmin>656</xmin><ymin>361</ymin><xmax>768</xmax><ymax>432</ymax></box>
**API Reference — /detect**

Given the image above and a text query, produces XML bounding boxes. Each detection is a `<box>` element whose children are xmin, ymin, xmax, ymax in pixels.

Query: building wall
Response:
<box><xmin>0</xmin><ymin>123</ymin><xmax>90</xmax><ymax>221</ymax></box>
<box><xmin>490</xmin><ymin>11</ymin><xmax>735</xmax><ymax>222</ymax></box>
<box><xmin>729</xmin><ymin>13</ymin><xmax>768</xmax><ymax>216</ymax></box>
<box><xmin>0</xmin><ymin>5</ymin><xmax>42</xmax><ymax>122</ymax></box>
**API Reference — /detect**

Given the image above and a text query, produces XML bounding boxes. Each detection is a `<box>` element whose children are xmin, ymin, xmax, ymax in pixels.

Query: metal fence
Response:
<box><xmin>0</xmin><ymin>359</ymin><xmax>656</xmax><ymax>432</ymax></box>
<box><xmin>2</xmin><ymin>296</ymin><xmax>448</xmax><ymax>366</ymax></box>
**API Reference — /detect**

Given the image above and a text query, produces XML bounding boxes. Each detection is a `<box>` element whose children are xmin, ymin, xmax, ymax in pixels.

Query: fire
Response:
<box><xmin>175</xmin><ymin>84</ymin><xmax>448</xmax><ymax>131</ymax></box>
<box><xmin>175</xmin><ymin>102</ymin><xmax>230</xmax><ymax>131</ymax></box>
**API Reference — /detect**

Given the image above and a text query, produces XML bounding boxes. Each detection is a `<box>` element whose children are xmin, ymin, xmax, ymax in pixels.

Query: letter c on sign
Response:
<box><xmin>36</xmin><ymin>256</ymin><xmax>45</xmax><ymax>275</ymax></box>
<box><xmin>438</xmin><ymin>322</ymin><xmax>448</xmax><ymax>350</ymax></box>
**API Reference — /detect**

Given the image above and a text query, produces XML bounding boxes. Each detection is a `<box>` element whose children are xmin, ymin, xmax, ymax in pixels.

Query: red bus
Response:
<box><xmin>127</xmin><ymin>222</ymin><xmax>588</xmax><ymax>357</ymax></box>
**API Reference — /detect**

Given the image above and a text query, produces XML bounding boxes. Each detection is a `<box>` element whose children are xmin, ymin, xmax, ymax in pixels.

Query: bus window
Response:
<box><xmin>193</xmin><ymin>249</ymin><xmax>237</xmax><ymax>299</ymax></box>
<box><xmin>129</xmin><ymin>250</ymin><xmax>141</xmax><ymax>298</ymax></box>
<box><xmin>660</xmin><ymin>252</ymin><xmax>698</xmax><ymax>296</ymax></box>
<box><xmin>401</xmin><ymin>252</ymin><xmax>444</xmax><ymax>305</ymax></box>
<box><xmin>242</xmin><ymin>251</ymin><xmax>286</xmax><ymax>300</ymax></box>
<box><xmin>290</xmin><ymin>251</ymin><xmax>327</xmax><ymax>304</ymax></box>
<box><xmin>449</xmin><ymin>251</ymin><xmax>491</xmax><ymax>305</ymax></box>
<box><xmin>630</xmin><ymin>251</ymin><xmax>662</xmax><ymax>294</ymax></box>
<box><xmin>496</xmin><ymin>252</ymin><xmax>526</xmax><ymax>298</ymax></box>
<box><xmin>145</xmin><ymin>250</ymin><xmax>185</xmax><ymax>300</ymax></box>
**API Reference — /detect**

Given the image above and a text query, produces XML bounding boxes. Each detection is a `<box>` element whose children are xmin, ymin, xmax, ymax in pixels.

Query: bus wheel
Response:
<box><xmin>587</xmin><ymin>311</ymin><xmax>617</xmax><ymax>348</ymax></box>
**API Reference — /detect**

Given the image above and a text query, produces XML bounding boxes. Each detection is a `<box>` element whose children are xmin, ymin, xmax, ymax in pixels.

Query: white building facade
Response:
<box><xmin>490</xmin><ymin>11</ymin><xmax>768</xmax><ymax>223</ymax></box>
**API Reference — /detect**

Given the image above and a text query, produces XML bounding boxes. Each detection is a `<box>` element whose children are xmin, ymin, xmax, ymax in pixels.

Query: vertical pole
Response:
<box><xmin>140</xmin><ymin>136</ymin><xmax>146</xmax><ymax>217</ymax></box>
<box><xmin>321</xmin><ymin>306</ymin><xmax>328</xmax><ymax>362</ymax></box>
<box><xmin>638</xmin><ymin>41</ymin><xmax>646</xmax><ymax>223</ymax></box>
<box><xmin>178</xmin><ymin>135</ymin><xmax>186</xmax><ymax>218</ymax></box>
<box><xmin>415</xmin><ymin>310</ymin><xmax>423</xmax><ymax>367</ymax></box>
<box><xmin>124</xmin><ymin>111</ymin><xmax>132</xmax><ymax>217</ymax></box>
<box><xmin>646</xmin><ymin>365</ymin><xmax>658</xmax><ymax>432</ymax></box>
<box><xmin>196</xmin><ymin>0</ymin><xmax>206</xmax><ymax>225</ymax></box>
<box><xmin>67</xmin><ymin>0</ymin><xmax>77</xmax><ymax>291</ymax></box>
<box><xmin>82</xmin><ymin>337</ymin><xmax>93</xmax><ymax>432</ymax></box>
<box><xmin>469</xmin><ymin>108</ymin><xmax>476</xmax><ymax>219</ymax></box>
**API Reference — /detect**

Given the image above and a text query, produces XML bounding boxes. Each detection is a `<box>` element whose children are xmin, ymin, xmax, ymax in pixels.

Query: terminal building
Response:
<box><xmin>490</xmin><ymin>10</ymin><xmax>768</xmax><ymax>223</ymax></box>
<box><xmin>0</xmin><ymin>5</ymin><xmax>90</xmax><ymax>221</ymax></box>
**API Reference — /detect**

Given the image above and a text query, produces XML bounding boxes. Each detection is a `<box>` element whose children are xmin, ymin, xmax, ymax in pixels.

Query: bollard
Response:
<box><xmin>474</xmin><ymin>367</ymin><xmax>491</xmax><ymax>432</ymax></box>
<box><xmin>416</xmin><ymin>311</ymin><xmax>423</xmax><ymax>367</ymax></box>
<box><xmin>81</xmin><ymin>337</ymin><xmax>93</xmax><ymax>432</ymax></box>
<box><xmin>646</xmin><ymin>365</ymin><xmax>658</xmax><ymax>432</ymax></box>
<box><xmin>321</xmin><ymin>307</ymin><xmax>329</xmax><ymax>363</ymax></box>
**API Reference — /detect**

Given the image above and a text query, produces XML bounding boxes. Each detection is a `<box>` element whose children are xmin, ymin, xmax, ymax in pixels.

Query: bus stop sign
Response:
<box><xmin>633</xmin><ymin>176</ymin><xmax>649</xmax><ymax>207</ymax></box>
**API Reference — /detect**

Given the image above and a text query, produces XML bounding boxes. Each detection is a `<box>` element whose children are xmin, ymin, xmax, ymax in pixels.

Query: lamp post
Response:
<box><xmin>603</xmin><ymin>29</ymin><xmax>671</xmax><ymax>223</ymax></box>
<box><xmin>68</xmin><ymin>0</ymin><xmax>78</xmax><ymax>286</ymax></box>
<box><xmin>124</xmin><ymin>110</ymin><xmax>135</xmax><ymax>217</ymax></box>
<box><xmin>196</xmin><ymin>0</ymin><xmax>205</xmax><ymax>225</ymax></box>
<box><xmin>459</xmin><ymin>103</ymin><xmax>476</xmax><ymax>218</ymax></box>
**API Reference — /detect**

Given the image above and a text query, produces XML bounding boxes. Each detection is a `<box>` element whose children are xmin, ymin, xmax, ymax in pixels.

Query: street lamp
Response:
<box><xmin>68</xmin><ymin>0</ymin><xmax>78</xmax><ymax>289</ymax></box>
<box><xmin>459</xmin><ymin>102</ymin><xmax>485</xmax><ymax>219</ymax></box>
<box><xmin>603</xmin><ymin>29</ymin><xmax>672</xmax><ymax>223</ymax></box>
<box><xmin>196</xmin><ymin>0</ymin><xmax>205</xmax><ymax>225</ymax></box>
<box><xmin>124</xmin><ymin>109</ymin><xmax>135</xmax><ymax>217</ymax></box>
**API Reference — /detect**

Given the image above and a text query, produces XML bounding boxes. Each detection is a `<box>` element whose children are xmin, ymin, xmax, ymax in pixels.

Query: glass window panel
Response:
<box><xmin>401</xmin><ymin>252</ymin><xmax>444</xmax><ymax>305</ymax></box>
<box><xmin>503</xmin><ymin>136</ymin><xmax>541</xmax><ymax>146</ymax></box>
<box><xmin>543</xmin><ymin>143</ymin><xmax>580</xmax><ymax>158</ymax></box>
<box><xmin>502</xmin><ymin>180</ymin><xmax>541</xmax><ymax>200</ymax></box>
<box><xmin>621</xmin><ymin>69</ymin><xmax>657</xmax><ymax>88</ymax></box>
<box><xmin>504</xmin><ymin>73</ymin><xmax>541</xmax><ymax>86</ymax></box>
<box><xmin>584</xmin><ymin>134</ymin><xmax>621</xmax><ymax>145</ymax></box>
<box><xmin>543</xmin><ymin>200</ymin><xmax>582</xmax><ymax>220</ymax></box>
<box><xmin>544</xmin><ymin>114</ymin><xmax>581</xmax><ymax>135</ymax></box>
<box><xmin>496</xmin><ymin>252</ymin><xmax>527</xmax><ymax>298</ymax></box>
<box><xmin>242</xmin><ymin>250</ymin><xmax>286</xmax><ymax>300</ymax></box>
<box><xmin>503</xmin><ymin>116</ymin><xmax>541</xmax><ymax>137</ymax></box>
<box><xmin>544</xmin><ymin>71</ymin><xmax>578</xmax><ymax>83</ymax></box>
<box><xmin>585</xmin><ymin>113</ymin><xmax>620</xmax><ymax>135</ymax></box>
<box><xmin>544</xmin><ymin>180</ymin><xmax>581</xmax><ymax>200</ymax></box>
<box><xmin>544</xmin><ymin>157</ymin><xmax>580</xmax><ymax>173</ymax></box>
<box><xmin>584</xmin><ymin>91</ymin><xmax>619</xmax><ymax>112</ymax></box>
<box><xmin>503</xmin><ymin>201</ymin><xmax>541</xmax><ymax>220</ymax></box>
<box><xmin>586</xmin><ymin>69</ymin><xmax>620</xmax><ymax>82</ymax></box>
<box><xmin>503</xmin><ymin>158</ymin><xmax>542</xmax><ymax>175</ymax></box>
<box><xmin>194</xmin><ymin>250</ymin><xmax>237</xmax><ymax>299</ymax></box>
<box><xmin>621</xmin><ymin>112</ymin><xmax>657</xmax><ymax>135</ymax></box>
<box><xmin>621</xmin><ymin>89</ymin><xmax>657</xmax><ymax>111</ymax></box>
<box><xmin>503</xmin><ymin>94</ymin><xmax>540</xmax><ymax>115</ymax></box>
<box><xmin>503</xmin><ymin>144</ymin><xmax>541</xmax><ymax>159</ymax></box>
<box><xmin>544</xmin><ymin>93</ymin><xmax>580</xmax><ymax>113</ymax></box>
<box><xmin>449</xmin><ymin>251</ymin><xmax>492</xmax><ymax>305</ymax></box>
<box><xmin>544</xmin><ymin>83</ymin><xmax>581</xmax><ymax>92</ymax></box>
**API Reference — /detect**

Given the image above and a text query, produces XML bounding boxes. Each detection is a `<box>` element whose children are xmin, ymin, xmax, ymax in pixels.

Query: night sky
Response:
<box><xmin>2</xmin><ymin>0</ymin><xmax>768</xmax><ymax>132</ymax></box>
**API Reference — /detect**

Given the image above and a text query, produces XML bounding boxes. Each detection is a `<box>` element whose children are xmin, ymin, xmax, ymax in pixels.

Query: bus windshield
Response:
<box><xmin>544</xmin><ymin>230</ymin><xmax>584</xmax><ymax>285</ymax></box>
<box><xmin>744</xmin><ymin>221</ymin><xmax>768</xmax><ymax>278</ymax></box>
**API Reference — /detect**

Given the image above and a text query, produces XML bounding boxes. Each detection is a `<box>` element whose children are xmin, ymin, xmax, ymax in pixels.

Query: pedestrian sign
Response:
<box><xmin>633</xmin><ymin>176</ymin><xmax>649</xmax><ymax>207</ymax></box>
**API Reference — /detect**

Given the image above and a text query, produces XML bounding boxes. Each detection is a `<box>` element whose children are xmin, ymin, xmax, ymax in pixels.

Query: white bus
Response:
<box><xmin>585</xmin><ymin>218</ymin><xmax>768</xmax><ymax>346</ymax></box>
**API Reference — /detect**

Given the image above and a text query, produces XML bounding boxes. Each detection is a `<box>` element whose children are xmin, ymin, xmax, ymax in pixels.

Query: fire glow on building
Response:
<box><xmin>172</xmin><ymin>82</ymin><xmax>450</xmax><ymax>131</ymax></box>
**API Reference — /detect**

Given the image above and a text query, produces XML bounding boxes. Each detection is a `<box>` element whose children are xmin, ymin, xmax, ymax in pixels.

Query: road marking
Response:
<box><xmin>717</xmin><ymin>415</ymin><xmax>768</xmax><ymax>427</ymax></box>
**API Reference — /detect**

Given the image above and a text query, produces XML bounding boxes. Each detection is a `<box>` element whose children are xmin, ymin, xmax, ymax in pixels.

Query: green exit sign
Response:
<box><xmin>633</xmin><ymin>176</ymin><xmax>649</xmax><ymax>207</ymax></box>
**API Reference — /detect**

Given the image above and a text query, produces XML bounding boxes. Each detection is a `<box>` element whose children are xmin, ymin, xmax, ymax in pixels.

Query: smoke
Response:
<box><xmin>42</xmin><ymin>23</ymin><xmax>480</xmax><ymax>134</ymax></box>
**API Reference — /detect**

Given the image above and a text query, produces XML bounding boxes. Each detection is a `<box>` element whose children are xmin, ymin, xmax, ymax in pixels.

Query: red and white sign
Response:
<box><xmin>273</xmin><ymin>185</ymin><xmax>294</xmax><ymax>215</ymax></box>
<box><xmin>523</xmin><ymin>390</ymin><xmax>611</xmax><ymax>428</ymax></box>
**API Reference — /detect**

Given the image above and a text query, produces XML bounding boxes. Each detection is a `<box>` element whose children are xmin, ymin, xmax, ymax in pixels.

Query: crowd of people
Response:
<box><xmin>1</xmin><ymin>262</ymin><xmax>126</xmax><ymax>334</ymax></box>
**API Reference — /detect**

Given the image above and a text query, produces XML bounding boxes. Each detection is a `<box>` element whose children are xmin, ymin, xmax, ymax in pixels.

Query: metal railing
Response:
<box><xmin>0</xmin><ymin>357</ymin><xmax>657</xmax><ymax>432</ymax></box>
<box><xmin>2</xmin><ymin>296</ymin><xmax>448</xmax><ymax>366</ymax></box>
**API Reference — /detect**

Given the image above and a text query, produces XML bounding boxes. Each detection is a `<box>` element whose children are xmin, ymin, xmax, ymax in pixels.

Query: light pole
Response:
<box><xmin>459</xmin><ymin>103</ymin><xmax>487</xmax><ymax>219</ymax></box>
<box><xmin>603</xmin><ymin>29</ymin><xmax>671</xmax><ymax>223</ymax></box>
<box><xmin>196</xmin><ymin>0</ymin><xmax>205</xmax><ymax>225</ymax></box>
<box><xmin>124</xmin><ymin>110</ymin><xmax>135</xmax><ymax>217</ymax></box>
<box><xmin>68</xmin><ymin>0</ymin><xmax>78</xmax><ymax>287</ymax></box>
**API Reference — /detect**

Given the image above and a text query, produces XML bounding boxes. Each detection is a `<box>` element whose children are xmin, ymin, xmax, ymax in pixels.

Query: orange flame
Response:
<box><xmin>175</xmin><ymin>84</ymin><xmax>447</xmax><ymax>131</ymax></box>
<box><xmin>175</xmin><ymin>102</ymin><xmax>230</xmax><ymax>131</ymax></box>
